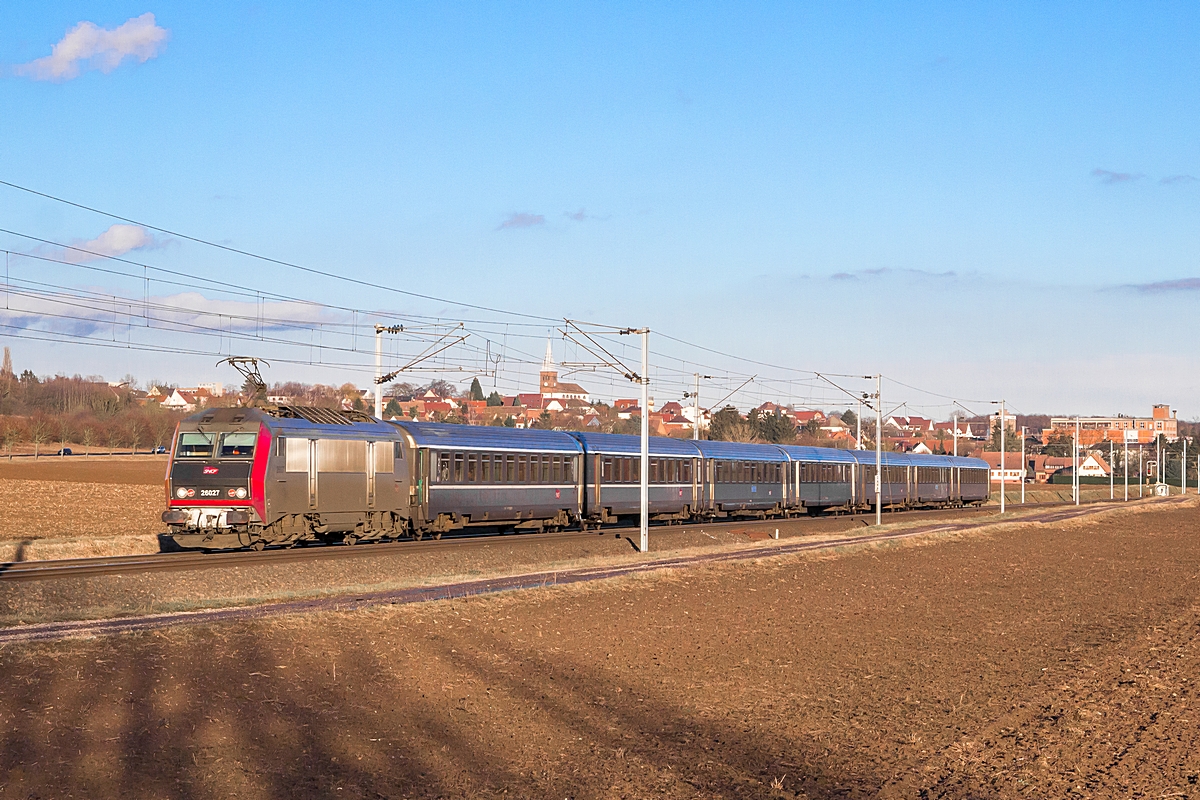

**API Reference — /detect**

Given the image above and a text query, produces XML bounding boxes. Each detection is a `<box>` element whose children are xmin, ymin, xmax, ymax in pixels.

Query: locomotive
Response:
<box><xmin>161</xmin><ymin>405</ymin><xmax>991</xmax><ymax>550</ymax></box>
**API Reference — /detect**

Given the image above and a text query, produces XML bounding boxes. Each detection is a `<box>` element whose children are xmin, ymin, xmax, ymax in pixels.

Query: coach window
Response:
<box><xmin>602</xmin><ymin>457</ymin><xmax>613</xmax><ymax>482</ymax></box>
<box><xmin>541</xmin><ymin>455</ymin><xmax>551</xmax><ymax>483</ymax></box>
<box><xmin>683</xmin><ymin>460</ymin><xmax>692</xmax><ymax>483</ymax></box>
<box><xmin>620</xmin><ymin>457</ymin><xmax>630</xmax><ymax>484</ymax></box>
<box><xmin>564</xmin><ymin>456</ymin><xmax>575</xmax><ymax>483</ymax></box>
<box><xmin>453</xmin><ymin>452</ymin><xmax>465</xmax><ymax>483</ymax></box>
<box><xmin>505</xmin><ymin>454</ymin><xmax>516</xmax><ymax>483</ymax></box>
<box><xmin>437</xmin><ymin>452</ymin><xmax>452</xmax><ymax>483</ymax></box>
<box><xmin>467</xmin><ymin>453</ymin><xmax>478</xmax><ymax>483</ymax></box>
<box><xmin>551</xmin><ymin>456</ymin><xmax>562</xmax><ymax>483</ymax></box>
<box><xmin>631</xmin><ymin>457</ymin><xmax>640</xmax><ymax>483</ymax></box>
<box><xmin>481</xmin><ymin>453</ymin><xmax>492</xmax><ymax>483</ymax></box>
<box><xmin>651</xmin><ymin>458</ymin><xmax>660</xmax><ymax>483</ymax></box>
<box><xmin>516</xmin><ymin>454</ymin><xmax>526</xmax><ymax>483</ymax></box>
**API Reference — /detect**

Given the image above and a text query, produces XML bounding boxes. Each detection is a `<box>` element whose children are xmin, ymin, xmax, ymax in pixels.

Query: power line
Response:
<box><xmin>0</xmin><ymin>180</ymin><xmax>559</xmax><ymax>322</ymax></box>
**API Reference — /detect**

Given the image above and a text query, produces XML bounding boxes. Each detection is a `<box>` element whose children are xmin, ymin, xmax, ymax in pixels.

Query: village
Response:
<box><xmin>9</xmin><ymin>340</ymin><xmax>1179</xmax><ymax>487</ymax></box>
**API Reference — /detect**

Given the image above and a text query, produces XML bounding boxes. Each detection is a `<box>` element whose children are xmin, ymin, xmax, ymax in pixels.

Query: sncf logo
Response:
<box><xmin>203</xmin><ymin>466</ymin><xmax>219</xmax><ymax>475</ymax></box>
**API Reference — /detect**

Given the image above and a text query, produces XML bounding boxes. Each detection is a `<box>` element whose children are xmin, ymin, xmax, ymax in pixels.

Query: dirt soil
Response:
<box><xmin>2</xmin><ymin>502</ymin><xmax>1199</xmax><ymax>798</ymax></box>
<box><xmin>0</xmin><ymin>458</ymin><xmax>166</xmax><ymax>558</ymax></box>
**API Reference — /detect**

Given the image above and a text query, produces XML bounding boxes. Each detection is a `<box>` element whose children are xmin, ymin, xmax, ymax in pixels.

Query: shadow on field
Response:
<box><xmin>0</xmin><ymin>618</ymin><xmax>878</xmax><ymax>799</ymax></box>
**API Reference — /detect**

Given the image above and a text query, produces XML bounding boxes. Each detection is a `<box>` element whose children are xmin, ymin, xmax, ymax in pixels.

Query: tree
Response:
<box><xmin>987</xmin><ymin>420</ymin><xmax>1022</xmax><ymax>452</ymax></box>
<box><xmin>469</xmin><ymin>378</ymin><xmax>485</xmax><ymax>402</ymax></box>
<box><xmin>709</xmin><ymin>406</ymin><xmax>758</xmax><ymax>442</ymax></box>
<box><xmin>80</xmin><ymin>424</ymin><xmax>96</xmax><ymax>458</ymax></box>
<box><xmin>2</xmin><ymin>417</ymin><xmax>24</xmax><ymax>460</ymax></box>
<box><xmin>538</xmin><ymin>410</ymin><xmax>551</xmax><ymax>427</ymax></box>
<box><xmin>502</xmin><ymin>415</ymin><xmax>516</xmax><ymax>428</ymax></box>
<box><xmin>384</xmin><ymin>398</ymin><xmax>402</xmax><ymax>418</ymax></box>
<box><xmin>756</xmin><ymin>411</ymin><xmax>798</xmax><ymax>444</ymax></box>
<box><xmin>423</xmin><ymin>379</ymin><xmax>457</xmax><ymax>398</ymax></box>
<box><xmin>57</xmin><ymin>417</ymin><xmax>74</xmax><ymax>455</ymax></box>
<box><xmin>151</xmin><ymin>414</ymin><xmax>177</xmax><ymax>452</ymax></box>
<box><xmin>0</xmin><ymin>347</ymin><xmax>12</xmax><ymax>378</ymax></box>
<box><xmin>1043</xmin><ymin>430</ymin><xmax>1072</xmax><ymax>457</ymax></box>
<box><xmin>28</xmin><ymin>414</ymin><xmax>50</xmax><ymax>459</ymax></box>
<box><xmin>840</xmin><ymin>409</ymin><xmax>857</xmax><ymax>430</ymax></box>
<box><xmin>106</xmin><ymin>422</ymin><xmax>123</xmax><ymax>456</ymax></box>
<box><xmin>486</xmin><ymin>391</ymin><xmax>503</xmax><ymax>407</ymax></box>
<box><xmin>488</xmin><ymin>415</ymin><xmax>505</xmax><ymax>427</ymax></box>
<box><xmin>125</xmin><ymin>418</ymin><xmax>146</xmax><ymax>454</ymax></box>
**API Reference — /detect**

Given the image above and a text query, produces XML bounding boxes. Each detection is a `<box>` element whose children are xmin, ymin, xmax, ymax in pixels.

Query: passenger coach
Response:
<box><xmin>162</xmin><ymin>406</ymin><xmax>990</xmax><ymax>550</ymax></box>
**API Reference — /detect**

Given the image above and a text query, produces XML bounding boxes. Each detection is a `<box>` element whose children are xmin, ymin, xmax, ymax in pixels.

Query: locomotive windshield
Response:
<box><xmin>218</xmin><ymin>432</ymin><xmax>257</xmax><ymax>458</ymax></box>
<box><xmin>174</xmin><ymin>431</ymin><xmax>257</xmax><ymax>459</ymax></box>
<box><xmin>176</xmin><ymin>432</ymin><xmax>214</xmax><ymax>458</ymax></box>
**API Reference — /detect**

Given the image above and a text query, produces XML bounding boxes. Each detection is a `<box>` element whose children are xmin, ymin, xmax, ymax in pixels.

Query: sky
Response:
<box><xmin>0</xmin><ymin>2</ymin><xmax>1197</xmax><ymax>418</ymax></box>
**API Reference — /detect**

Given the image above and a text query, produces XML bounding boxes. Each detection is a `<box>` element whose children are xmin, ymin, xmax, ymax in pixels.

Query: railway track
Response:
<box><xmin>2</xmin><ymin>497</ymin><xmax>1181</xmax><ymax>645</ymax></box>
<box><xmin>0</xmin><ymin>502</ymin><xmax>1014</xmax><ymax>583</ymax></box>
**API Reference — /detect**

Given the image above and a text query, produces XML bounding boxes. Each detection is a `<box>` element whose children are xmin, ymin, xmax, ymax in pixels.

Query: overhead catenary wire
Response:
<box><xmin>0</xmin><ymin>184</ymin><xmax>1014</xmax><ymax>414</ymax></box>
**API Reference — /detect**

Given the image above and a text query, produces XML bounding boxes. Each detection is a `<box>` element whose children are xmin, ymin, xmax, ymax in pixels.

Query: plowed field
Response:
<box><xmin>2</xmin><ymin>503</ymin><xmax>1198</xmax><ymax>798</ymax></box>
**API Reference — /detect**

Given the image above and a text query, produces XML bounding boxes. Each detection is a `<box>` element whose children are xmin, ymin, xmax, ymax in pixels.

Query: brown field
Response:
<box><xmin>0</xmin><ymin>458</ymin><xmax>166</xmax><ymax>559</ymax></box>
<box><xmin>2</xmin><ymin>502</ymin><xmax>1198</xmax><ymax>798</ymax></box>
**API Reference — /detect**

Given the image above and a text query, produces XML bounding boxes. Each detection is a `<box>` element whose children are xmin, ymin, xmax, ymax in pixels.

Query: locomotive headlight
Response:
<box><xmin>175</xmin><ymin>487</ymin><xmax>188</xmax><ymax>499</ymax></box>
<box><xmin>235</xmin><ymin>487</ymin><xmax>247</xmax><ymax>499</ymax></box>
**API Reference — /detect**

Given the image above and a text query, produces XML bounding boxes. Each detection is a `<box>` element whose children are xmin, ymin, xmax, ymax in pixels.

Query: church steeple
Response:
<box><xmin>540</xmin><ymin>338</ymin><xmax>559</xmax><ymax>393</ymax></box>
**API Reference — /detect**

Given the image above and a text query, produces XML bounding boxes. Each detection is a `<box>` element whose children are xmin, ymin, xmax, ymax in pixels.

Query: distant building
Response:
<box><xmin>1045</xmin><ymin>404</ymin><xmax>1179</xmax><ymax>445</ymax></box>
<box><xmin>539</xmin><ymin>340</ymin><xmax>589</xmax><ymax>403</ymax></box>
<box><xmin>161</xmin><ymin>387</ymin><xmax>215</xmax><ymax>413</ymax></box>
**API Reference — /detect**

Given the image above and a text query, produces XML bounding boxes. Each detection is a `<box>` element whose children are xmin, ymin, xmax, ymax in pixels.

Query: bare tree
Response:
<box><xmin>80</xmin><ymin>424</ymin><xmax>96</xmax><ymax>459</ymax></box>
<box><xmin>57</xmin><ymin>417</ymin><xmax>74</xmax><ymax>456</ymax></box>
<box><xmin>106</xmin><ymin>423</ymin><xmax>122</xmax><ymax>456</ymax></box>
<box><xmin>125</xmin><ymin>418</ymin><xmax>146</xmax><ymax>455</ymax></box>
<box><xmin>28</xmin><ymin>415</ymin><xmax>50</xmax><ymax>459</ymax></box>
<box><xmin>2</xmin><ymin>418</ymin><xmax>24</xmax><ymax>460</ymax></box>
<box><xmin>151</xmin><ymin>414</ymin><xmax>176</xmax><ymax>452</ymax></box>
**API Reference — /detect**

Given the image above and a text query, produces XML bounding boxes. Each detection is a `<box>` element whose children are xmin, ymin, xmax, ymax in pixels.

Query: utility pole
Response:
<box><xmin>1139</xmin><ymin>447</ymin><xmax>1143</xmax><ymax>498</ymax></box>
<box><xmin>1124</xmin><ymin>435</ymin><xmax>1129</xmax><ymax>501</ymax></box>
<box><xmin>688</xmin><ymin>373</ymin><xmax>711</xmax><ymax>441</ymax></box>
<box><xmin>639</xmin><ymin>330</ymin><xmax>649</xmax><ymax>552</ymax></box>
<box><xmin>1110</xmin><ymin>438</ymin><xmax>1114</xmax><ymax>500</ymax></box>
<box><xmin>1074</xmin><ymin>417</ymin><xmax>1080</xmax><ymax>506</ymax></box>
<box><xmin>373</xmin><ymin>324</ymin><xmax>404</xmax><ymax>419</ymax></box>
<box><xmin>875</xmin><ymin>375</ymin><xmax>882</xmax><ymax>526</ymax></box>
<box><xmin>857</xmin><ymin>401</ymin><xmax>863</xmax><ymax>450</ymax></box>
<box><xmin>999</xmin><ymin>401</ymin><xmax>1006</xmax><ymax>515</ymax></box>
<box><xmin>953</xmin><ymin>411</ymin><xmax>958</xmax><ymax>458</ymax></box>
<box><xmin>1020</xmin><ymin>425</ymin><xmax>1026</xmax><ymax>504</ymax></box>
<box><xmin>617</xmin><ymin>327</ymin><xmax>651</xmax><ymax>552</ymax></box>
<box><xmin>1182</xmin><ymin>439</ymin><xmax>1187</xmax><ymax>495</ymax></box>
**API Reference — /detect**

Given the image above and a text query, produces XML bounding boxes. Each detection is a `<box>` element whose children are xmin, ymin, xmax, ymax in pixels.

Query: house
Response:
<box><xmin>932</xmin><ymin>421</ymin><xmax>975</xmax><ymax>439</ymax></box>
<box><xmin>793</xmin><ymin>410</ymin><xmax>826</xmax><ymax>425</ymax></box>
<box><xmin>1077</xmin><ymin>453</ymin><xmax>1112</xmax><ymax>477</ymax></box>
<box><xmin>911</xmin><ymin>442</ymin><xmax>934</xmax><ymax>454</ymax></box>
<box><xmin>886</xmin><ymin>416</ymin><xmax>934</xmax><ymax>435</ymax></box>
<box><xmin>161</xmin><ymin>387</ymin><xmax>214</xmax><ymax>413</ymax></box>
<box><xmin>980</xmin><ymin>452</ymin><xmax>1029</xmax><ymax>484</ymax></box>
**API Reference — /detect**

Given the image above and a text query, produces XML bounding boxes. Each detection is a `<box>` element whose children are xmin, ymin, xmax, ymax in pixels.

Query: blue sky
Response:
<box><xmin>1</xmin><ymin>2</ymin><xmax>1197</xmax><ymax>417</ymax></box>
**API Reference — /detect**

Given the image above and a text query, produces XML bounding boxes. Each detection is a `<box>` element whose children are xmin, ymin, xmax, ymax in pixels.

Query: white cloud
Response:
<box><xmin>50</xmin><ymin>223</ymin><xmax>162</xmax><ymax>263</ymax></box>
<box><xmin>15</xmin><ymin>13</ymin><xmax>169</xmax><ymax>82</ymax></box>
<box><xmin>2</xmin><ymin>289</ymin><xmax>339</xmax><ymax>338</ymax></box>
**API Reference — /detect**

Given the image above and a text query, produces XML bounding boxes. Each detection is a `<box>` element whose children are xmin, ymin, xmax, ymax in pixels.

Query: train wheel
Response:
<box><xmin>250</xmin><ymin>540</ymin><xmax>265</xmax><ymax>552</ymax></box>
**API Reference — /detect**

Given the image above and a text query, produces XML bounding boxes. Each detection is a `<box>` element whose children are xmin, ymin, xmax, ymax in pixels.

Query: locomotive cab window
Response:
<box><xmin>176</xmin><ymin>432</ymin><xmax>215</xmax><ymax>458</ymax></box>
<box><xmin>218</xmin><ymin>432</ymin><xmax>257</xmax><ymax>458</ymax></box>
